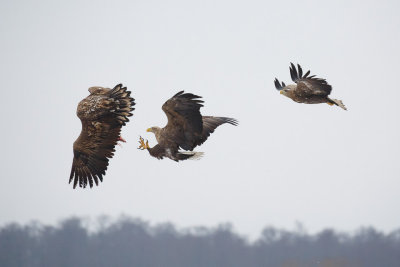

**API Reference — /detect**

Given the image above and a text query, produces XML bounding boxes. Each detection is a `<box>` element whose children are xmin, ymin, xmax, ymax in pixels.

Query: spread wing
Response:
<box><xmin>161</xmin><ymin>91</ymin><xmax>204</xmax><ymax>151</ymax></box>
<box><xmin>197</xmin><ymin>116</ymin><xmax>238</xmax><ymax>146</ymax></box>
<box><xmin>290</xmin><ymin>63</ymin><xmax>332</xmax><ymax>97</ymax></box>
<box><xmin>70</xmin><ymin>84</ymin><xmax>135</xmax><ymax>189</ymax></box>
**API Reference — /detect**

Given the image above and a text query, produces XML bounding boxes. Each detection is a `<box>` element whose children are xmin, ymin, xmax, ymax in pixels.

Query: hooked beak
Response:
<box><xmin>280</xmin><ymin>91</ymin><xmax>284</xmax><ymax>94</ymax></box>
<box><xmin>146</xmin><ymin>128</ymin><xmax>152</xmax><ymax>132</ymax></box>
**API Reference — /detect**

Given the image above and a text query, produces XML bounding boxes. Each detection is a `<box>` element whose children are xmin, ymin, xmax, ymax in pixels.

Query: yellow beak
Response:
<box><xmin>146</xmin><ymin>128</ymin><xmax>152</xmax><ymax>132</ymax></box>
<box><xmin>280</xmin><ymin>91</ymin><xmax>284</xmax><ymax>94</ymax></box>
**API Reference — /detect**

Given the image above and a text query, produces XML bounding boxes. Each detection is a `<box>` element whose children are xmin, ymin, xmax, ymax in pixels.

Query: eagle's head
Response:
<box><xmin>147</xmin><ymin>126</ymin><xmax>162</xmax><ymax>134</ymax></box>
<box><xmin>147</xmin><ymin>126</ymin><xmax>162</xmax><ymax>141</ymax></box>
<box><xmin>274</xmin><ymin>78</ymin><xmax>296</xmax><ymax>99</ymax></box>
<box><xmin>88</xmin><ymin>86</ymin><xmax>109</xmax><ymax>95</ymax></box>
<box><xmin>279</xmin><ymin>85</ymin><xmax>296</xmax><ymax>98</ymax></box>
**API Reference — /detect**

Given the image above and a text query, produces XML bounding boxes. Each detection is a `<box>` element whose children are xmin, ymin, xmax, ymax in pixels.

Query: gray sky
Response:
<box><xmin>1</xmin><ymin>0</ymin><xmax>399</xmax><ymax>239</ymax></box>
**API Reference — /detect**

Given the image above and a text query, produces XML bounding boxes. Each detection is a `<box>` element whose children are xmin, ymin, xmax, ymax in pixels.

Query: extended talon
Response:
<box><xmin>137</xmin><ymin>136</ymin><xmax>149</xmax><ymax>150</ymax></box>
<box><xmin>137</xmin><ymin>136</ymin><xmax>144</xmax><ymax>150</ymax></box>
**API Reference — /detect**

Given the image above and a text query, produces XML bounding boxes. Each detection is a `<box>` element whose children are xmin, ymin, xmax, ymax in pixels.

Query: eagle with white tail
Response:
<box><xmin>274</xmin><ymin>63</ymin><xmax>347</xmax><ymax>110</ymax></box>
<box><xmin>138</xmin><ymin>91</ymin><xmax>238</xmax><ymax>161</ymax></box>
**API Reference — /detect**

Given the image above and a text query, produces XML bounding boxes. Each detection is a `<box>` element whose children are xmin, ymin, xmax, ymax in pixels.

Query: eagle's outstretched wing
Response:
<box><xmin>161</xmin><ymin>91</ymin><xmax>204</xmax><ymax>151</ymax></box>
<box><xmin>70</xmin><ymin>84</ymin><xmax>135</xmax><ymax>189</ymax></box>
<box><xmin>197</xmin><ymin>116</ymin><xmax>238</xmax><ymax>146</ymax></box>
<box><xmin>290</xmin><ymin>63</ymin><xmax>332</xmax><ymax>97</ymax></box>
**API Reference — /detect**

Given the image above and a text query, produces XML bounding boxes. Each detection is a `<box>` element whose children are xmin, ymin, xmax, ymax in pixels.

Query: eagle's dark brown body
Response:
<box><xmin>70</xmin><ymin>84</ymin><xmax>135</xmax><ymax>189</ymax></box>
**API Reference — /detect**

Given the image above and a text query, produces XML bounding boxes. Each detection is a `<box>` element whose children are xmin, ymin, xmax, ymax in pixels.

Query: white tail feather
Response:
<box><xmin>179</xmin><ymin>151</ymin><xmax>204</xmax><ymax>160</ymax></box>
<box><xmin>331</xmin><ymin>99</ymin><xmax>347</xmax><ymax>110</ymax></box>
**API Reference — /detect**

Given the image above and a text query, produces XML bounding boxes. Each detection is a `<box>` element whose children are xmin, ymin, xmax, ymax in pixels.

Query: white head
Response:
<box><xmin>147</xmin><ymin>126</ymin><xmax>162</xmax><ymax>135</ymax></box>
<box><xmin>279</xmin><ymin>84</ymin><xmax>296</xmax><ymax>98</ymax></box>
<box><xmin>88</xmin><ymin>86</ymin><xmax>109</xmax><ymax>95</ymax></box>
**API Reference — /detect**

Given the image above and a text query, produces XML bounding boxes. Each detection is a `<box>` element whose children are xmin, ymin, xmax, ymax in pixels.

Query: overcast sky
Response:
<box><xmin>1</xmin><ymin>0</ymin><xmax>399</xmax><ymax>239</ymax></box>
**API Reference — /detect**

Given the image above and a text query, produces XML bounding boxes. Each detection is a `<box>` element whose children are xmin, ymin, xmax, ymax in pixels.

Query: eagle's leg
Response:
<box><xmin>138</xmin><ymin>136</ymin><xmax>150</xmax><ymax>150</ymax></box>
<box><xmin>327</xmin><ymin>102</ymin><xmax>334</xmax><ymax>106</ymax></box>
<box><xmin>117</xmin><ymin>136</ymin><xmax>126</xmax><ymax>147</ymax></box>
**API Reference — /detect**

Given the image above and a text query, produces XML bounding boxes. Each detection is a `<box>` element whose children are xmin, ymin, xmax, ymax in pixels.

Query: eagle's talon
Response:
<box><xmin>137</xmin><ymin>136</ymin><xmax>149</xmax><ymax>150</ymax></box>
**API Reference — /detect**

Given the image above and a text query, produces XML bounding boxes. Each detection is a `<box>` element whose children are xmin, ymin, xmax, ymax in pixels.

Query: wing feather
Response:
<box><xmin>196</xmin><ymin>116</ymin><xmax>238</xmax><ymax>146</ymax></box>
<box><xmin>289</xmin><ymin>63</ymin><xmax>332</xmax><ymax>96</ymax></box>
<box><xmin>161</xmin><ymin>91</ymin><xmax>204</xmax><ymax>150</ymax></box>
<box><xmin>274</xmin><ymin>78</ymin><xmax>286</xmax><ymax>91</ymax></box>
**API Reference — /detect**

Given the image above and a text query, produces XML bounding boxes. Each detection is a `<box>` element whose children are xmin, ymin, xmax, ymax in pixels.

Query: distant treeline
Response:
<box><xmin>1</xmin><ymin>217</ymin><xmax>399</xmax><ymax>267</ymax></box>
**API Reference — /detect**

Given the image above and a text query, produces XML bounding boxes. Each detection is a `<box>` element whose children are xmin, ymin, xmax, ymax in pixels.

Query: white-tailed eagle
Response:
<box><xmin>274</xmin><ymin>63</ymin><xmax>346</xmax><ymax>110</ymax></box>
<box><xmin>70</xmin><ymin>84</ymin><xmax>135</xmax><ymax>189</ymax></box>
<box><xmin>138</xmin><ymin>91</ymin><xmax>238</xmax><ymax>161</ymax></box>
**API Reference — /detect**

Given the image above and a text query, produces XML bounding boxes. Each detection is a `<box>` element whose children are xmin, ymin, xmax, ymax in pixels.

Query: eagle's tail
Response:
<box><xmin>177</xmin><ymin>151</ymin><xmax>204</xmax><ymax>161</ymax></box>
<box><xmin>328</xmin><ymin>98</ymin><xmax>347</xmax><ymax>110</ymax></box>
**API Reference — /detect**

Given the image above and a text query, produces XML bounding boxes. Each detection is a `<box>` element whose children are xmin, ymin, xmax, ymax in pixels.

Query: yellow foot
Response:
<box><xmin>327</xmin><ymin>102</ymin><xmax>334</xmax><ymax>106</ymax></box>
<box><xmin>137</xmin><ymin>136</ymin><xmax>149</xmax><ymax>150</ymax></box>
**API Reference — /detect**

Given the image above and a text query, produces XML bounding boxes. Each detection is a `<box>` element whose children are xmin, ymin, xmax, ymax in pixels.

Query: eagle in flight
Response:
<box><xmin>70</xmin><ymin>84</ymin><xmax>135</xmax><ymax>189</ymax></box>
<box><xmin>274</xmin><ymin>63</ymin><xmax>346</xmax><ymax>110</ymax></box>
<box><xmin>138</xmin><ymin>91</ymin><xmax>238</xmax><ymax>161</ymax></box>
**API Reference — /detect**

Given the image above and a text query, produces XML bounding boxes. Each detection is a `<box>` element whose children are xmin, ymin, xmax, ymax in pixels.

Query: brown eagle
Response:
<box><xmin>70</xmin><ymin>84</ymin><xmax>135</xmax><ymax>189</ymax></box>
<box><xmin>138</xmin><ymin>91</ymin><xmax>238</xmax><ymax>161</ymax></box>
<box><xmin>274</xmin><ymin>63</ymin><xmax>346</xmax><ymax>110</ymax></box>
